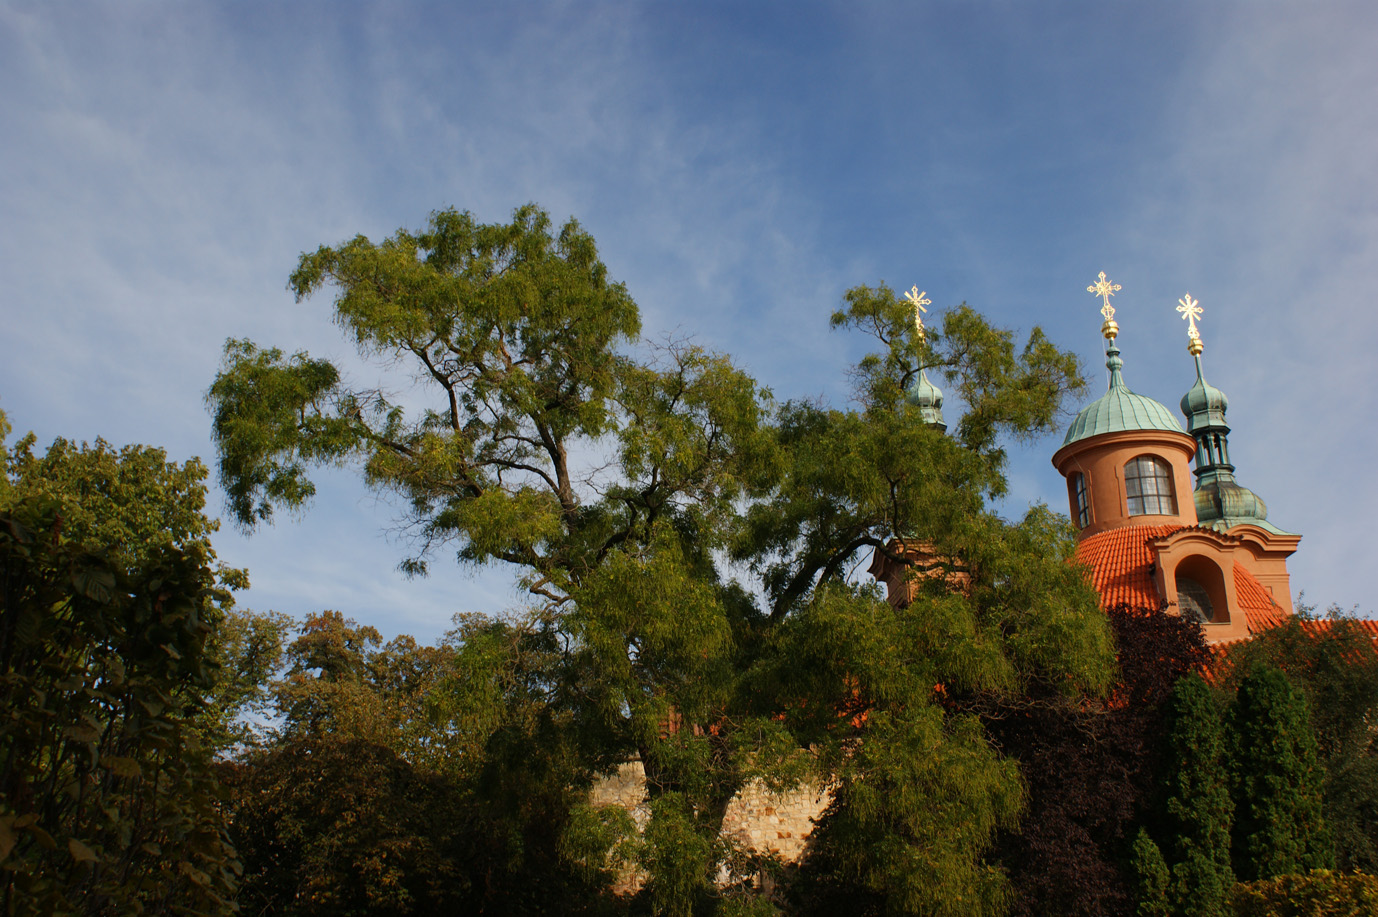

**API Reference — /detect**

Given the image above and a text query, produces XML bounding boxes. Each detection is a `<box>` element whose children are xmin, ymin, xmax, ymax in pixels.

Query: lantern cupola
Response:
<box><xmin>1052</xmin><ymin>273</ymin><xmax>1199</xmax><ymax>537</ymax></box>
<box><xmin>1174</xmin><ymin>294</ymin><xmax>1288</xmax><ymax>536</ymax></box>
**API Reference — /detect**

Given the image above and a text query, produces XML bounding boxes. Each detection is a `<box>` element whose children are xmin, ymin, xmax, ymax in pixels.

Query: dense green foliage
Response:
<box><xmin>0</xmin><ymin>493</ymin><xmax>238</xmax><ymax>913</ymax></box>
<box><xmin>224</xmin><ymin>736</ymin><xmax>473</xmax><ymax>916</ymax></box>
<box><xmin>1133</xmin><ymin>828</ymin><xmax>1173</xmax><ymax>917</ymax></box>
<box><xmin>222</xmin><ymin>611</ymin><xmax>615</xmax><ymax>915</ymax></box>
<box><xmin>1220</xmin><ymin>611</ymin><xmax>1378</xmax><ymax>872</ymax></box>
<box><xmin>1144</xmin><ymin>673</ymin><xmax>1236</xmax><ymax>917</ymax></box>
<box><xmin>1227</xmin><ymin>666</ymin><xmax>1332</xmax><ymax>881</ymax></box>
<box><xmin>0</xmin><ymin>430</ymin><xmax>288</xmax><ymax>749</ymax></box>
<box><xmin>1128</xmin><ymin>638</ymin><xmax>1378</xmax><ymax>917</ymax></box>
<box><xmin>204</xmin><ymin>204</ymin><xmax>1114</xmax><ymax>914</ymax></box>
<box><xmin>0</xmin><ymin>413</ymin><xmax>294</xmax><ymax>914</ymax></box>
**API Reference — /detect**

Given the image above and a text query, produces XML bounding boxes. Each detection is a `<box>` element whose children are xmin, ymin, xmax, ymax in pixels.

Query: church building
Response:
<box><xmin>1050</xmin><ymin>274</ymin><xmax>1297</xmax><ymax>643</ymax></box>
<box><xmin>871</xmin><ymin>274</ymin><xmax>1300</xmax><ymax>644</ymax></box>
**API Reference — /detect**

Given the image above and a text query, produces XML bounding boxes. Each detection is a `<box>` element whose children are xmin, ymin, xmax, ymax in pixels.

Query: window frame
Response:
<box><xmin>1124</xmin><ymin>454</ymin><xmax>1176</xmax><ymax>516</ymax></box>
<box><xmin>1072</xmin><ymin>472</ymin><xmax>1090</xmax><ymax>528</ymax></box>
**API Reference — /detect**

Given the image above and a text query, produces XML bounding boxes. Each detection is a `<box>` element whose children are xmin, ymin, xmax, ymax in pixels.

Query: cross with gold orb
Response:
<box><xmin>905</xmin><ymin>286</ymin><xmax>931</xmax><ymax>342</ymax></box>
<box><xmin>1177</xmin><ymin>293</ymin><xmax>1204</xmax><ymax>355</ymax></box>
<box><xmin>1087</xmin><ymin>271</ymin><xmax>1122</xmax><ymax>339</ymax></box>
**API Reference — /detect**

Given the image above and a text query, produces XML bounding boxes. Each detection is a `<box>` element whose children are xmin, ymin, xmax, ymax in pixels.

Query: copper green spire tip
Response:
<box><xmin>1174</xmin><ymin>292</ymin><xmax>1291</xmax><ymax>535</ymax></box>
<box><xmin>1106</xmin><ymin>343</ymin><xmax>1125</xmax><ymax>388</ymax></box>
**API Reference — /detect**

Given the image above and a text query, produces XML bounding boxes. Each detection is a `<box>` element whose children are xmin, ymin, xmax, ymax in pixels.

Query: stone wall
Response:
<box><xmin>719</xmin><ymin>778</ymin><xmax>830</xmax><ymax>862</ymax></box>
<box><xmin>588</xmin><ymin>759</ymin><xmax>830</xmax><ymax>875</ymax></box>
<box><xmin>588</xmin><ymin>760</ymin><xmax>652</xmax><ymax>831</ymax></box>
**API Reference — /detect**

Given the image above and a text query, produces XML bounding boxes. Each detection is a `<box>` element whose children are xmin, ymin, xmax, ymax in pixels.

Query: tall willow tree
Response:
<box><xmin>209</xmin><ymin>205</ymin><xmax>1114</xmax><ymax>914</ymax></box>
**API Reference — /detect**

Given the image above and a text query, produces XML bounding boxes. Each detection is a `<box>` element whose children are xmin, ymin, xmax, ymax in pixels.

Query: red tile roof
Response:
<box><xmin>1207</xmin><ymin>617</ymin><xmax>1378</xmax><ymax>678</ymax></box>
<box><xmin>1075</xmin><ymin>523</ymin><xmax>1286</xmax><ymax>636</ymax></box>
<box><xmin>1234</xmin><ymin>564</ymin><xmax>1288</xmax><ymax>632</ymax></box>
<box><xmin>1074</xmin><ymin>524</ymin><xmax>1179</xmax><ymax>611</ymax></box>
<box><xmin>1300</xmin><ymin>618</ymin><xmax>1378</xmax><ymax>640</ymax></box>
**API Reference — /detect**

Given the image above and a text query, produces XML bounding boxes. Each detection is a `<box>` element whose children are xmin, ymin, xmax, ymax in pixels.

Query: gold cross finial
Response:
<box><xmin>1087</xmin><ymin>271</ymin><xmax>1121</xmax><ymax>322</ymax></box>
<box><xmin>1177</xmin><ymin>293</ymin><xmax>1204</xmax><ymax>354</ymax></box>
<box><xmin>1087</xmin><ymin>271</ymin><xmax>1122</xmax><ymax>340</ymax></box>
<box><xmin>905</xmin><ymin>286</ymin><xmax>931</xmax><ymax>342</ymax></box>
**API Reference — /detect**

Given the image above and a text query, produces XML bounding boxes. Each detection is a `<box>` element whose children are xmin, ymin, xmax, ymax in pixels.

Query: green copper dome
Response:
<box><xmin>906</xmin><ymin>369</ymin><xmax>947</xmax><ymax>432</ymax></box>
<box><xmin>1062</xmin><ymin>344</ymin><xmax>1183</xmax><ymax>446</ymax></box>
<box><xmin>1176</xmin><ymin>349</ymin><xmax>1292</xmax><ymax>535</ymax></box>
<box><xmin>1180</xmin><ymin>353</ymin><xmax>1229</xmax><ymax>434</ymax></box>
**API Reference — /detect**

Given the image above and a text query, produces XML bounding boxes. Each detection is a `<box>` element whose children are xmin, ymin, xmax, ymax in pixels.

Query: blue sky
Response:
<box><xmin>3</xmin><ymin>1</ymin><xmax>1375</xmax><ymax>642</ymax></box>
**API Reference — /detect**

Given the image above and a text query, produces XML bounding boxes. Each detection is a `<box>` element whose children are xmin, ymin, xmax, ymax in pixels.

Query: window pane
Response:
<box><xmin>1125</xmin><ymin>455</ymin><xmax>1176</xmax><ymax>516</ymax></box>
<box><xmin>1073</xmin><ymin>473</ymin><xmax>1089</xmax><ymax>527</ymax></box>
<box><xmin>1177</xmin><ymin>576</ymin><xmax>1213</xmax><ymax>622</ymax></box>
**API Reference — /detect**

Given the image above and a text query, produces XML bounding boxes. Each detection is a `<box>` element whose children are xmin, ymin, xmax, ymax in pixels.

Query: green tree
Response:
<box><xmin>764</xmin><ymin>287</ymin><xmax>1111</xmax><ymax>916</ymax></box>
<box><xmin>0</xmin><ymin>498</ymin><xmax>237</xmax><ymax>914</ymax></box>
<box><xmin>1227</xmin><ymin>664</ymin><xmax>1332</xmax><ymax>880</ymax></box>
<box><xmin>224</xmin><ymin>736</ymin><xmax>474</xmax><ymax>917</ymax></box>
<box><xmin>1150</xmin><ymin>673</ymin><xmax>1234</xmax><ymax>917</ymax></box>
<box><xmin>0</xmin><ymin>428</ymin><xmax>287</xmax><ymax>750</ymax></box>
<box><xmin>208</xmin><ymin>205</ymin><xmax>1115</xmax><ymax>913</ymax></box>
<box><xmin>225</xmin><ymin>609</ymin><xmax>607</xmax><ymax>914</ymax></box>
<box><xmin>1131</xmin><ymin>828</ymin><xmax>1171</xmax><ymax>917</ymax></box>
<box><xmin>1222</xmin><ymin>608</ymin><xmax>1378</xmax><ymax>872</ymax></box>
<box><xmin>0</xmin><ymin>410</ymin><xmax>299</xmax><ymax>913</ymax></box>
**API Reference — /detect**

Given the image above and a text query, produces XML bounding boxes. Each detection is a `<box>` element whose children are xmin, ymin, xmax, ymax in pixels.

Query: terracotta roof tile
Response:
<box><xmin>1234</xmin><ymin>565</ymin><xmax>1288</xmax><ymax>633</ymax></box>
<box><xmin>1296</xmin><ymin>619</ymin><xmax>1378</xmax><ymax>663</ymax></box>
<box><xmin>1076</xmin><ymin>524</ymin><xmax>1287</xmax><ymax>637</ymax></box>
<box><xmin>1074</xmin><ymin>524</ymin><xmax>1180</xmax><ymax>611</ymax></box>
<box><xmin>1206</xmin><ymin>617</ymin><xmax>1378</xmax><ymax>682</ymax></box>
<box><xmin>1297</xmin><ymin>618</ymin><xmax>1378</xmax><ymax>638</ymax></box>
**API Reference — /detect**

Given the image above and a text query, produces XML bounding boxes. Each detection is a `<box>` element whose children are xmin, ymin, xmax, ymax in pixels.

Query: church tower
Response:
<box><xmin>1051</xmin><ymin>276</ymin><xmax>1297</xmax><ymax>643</ymax></box>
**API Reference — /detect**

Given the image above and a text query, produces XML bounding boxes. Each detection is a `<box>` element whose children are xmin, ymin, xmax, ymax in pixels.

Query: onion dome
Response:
<box><xmin>1174</xmin><ymin>299</ymin><xmax>1290</xmax><ymax>535</ymax></box>
<box><xmin>1179</xmin><ymin>353</ymin><xmax>1278</xmax><ymax>532</ymax></box>
<box><xmin>907</xmin><ymin>369</ymin><xmax>947</xmax><ymax>432</ymax></box>
<box><xmin>1180</xmin><ymin>355</ymin><xmax>1229</xmax><ymax>431</ymax></box>
<box><xmin>1062</xmin><ymin>343</ymin><xmax>1183</xmax><ymax>446</ymax></box>
<box><xmin>1194</xmin><ymin>480</ymin><xmax>1270</xmax><ymax>528</ymax></box>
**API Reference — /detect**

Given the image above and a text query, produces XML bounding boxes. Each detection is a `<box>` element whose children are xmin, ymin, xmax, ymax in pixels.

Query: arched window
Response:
<box><xmin>1124</xmin><ymin>455</ymin><xmax>1176</xmax><ymax>516</ymax></box>
<box><xmin>1072</xmin><ymin>472</ymin><xmax>1090</xmax><ymax>527</ymax></box>
<box><xmin>1176</xmin><ymin>575</ymin><xmax>1214</xmax><ymax>622</ymax></box>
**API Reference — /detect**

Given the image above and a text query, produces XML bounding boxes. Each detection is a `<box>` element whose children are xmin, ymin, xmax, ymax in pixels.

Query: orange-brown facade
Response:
<box><xmin>1050</xmin><ymin>423</ymin><xmax>1298</xmax><ymax>643</ymax></box>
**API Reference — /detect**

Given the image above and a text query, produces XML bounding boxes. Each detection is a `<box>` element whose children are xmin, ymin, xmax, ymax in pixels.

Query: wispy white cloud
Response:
<box><xmin>1110</xmin><ymin>3</ymin><xmax>1378</xmax><ymax>612</ymax></box>
<box><xmin>3</xmin><ymin>1</ymin><xmax>1374</xmax><ymax>642</ymax></box>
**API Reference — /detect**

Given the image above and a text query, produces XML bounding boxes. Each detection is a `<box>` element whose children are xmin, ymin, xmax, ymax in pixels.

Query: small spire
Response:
<box><xmin>1174</xmin><ymin>294</ymin><xmax>1276</xmax><ymax>530</ymax></box>
<box><xmin>904</xmin><ymin>285</ymin><xmax>945</xmax><ymax>431</ymax></box>
<box><xmin>1087</xmin><ymin>271</ymin><xmax>1121</xmax><ymax>340</ymax></box>
<box><xmin>1105</xmin><ymin>343</ymin><xmax>1125</xmax><ymax>390</ymax></box>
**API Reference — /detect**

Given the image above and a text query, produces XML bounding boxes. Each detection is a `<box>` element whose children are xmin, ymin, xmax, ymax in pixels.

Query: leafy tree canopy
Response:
<box><xmin>1</xmin><ymin>490</ymin><xmax>237</xmax><ymax>914</ymax></box>
<box><xmin>1226</xmin><ymin>664</ymin><xmax>1331</xmax><ymax>881</ymax></box>
<box><xmin>0</xmin><ymin>423</ymin><xmax>287</xmax><ymax>749</ymax></box>
<box><xmin>208</xmin><ymin>204</ymin><xmax>1117</xmax><ymax>913</ymax></box>
<box><xmin>1220</xmin><ymin>605</ymin><xmax>1378</xmax><ymax>872</ymax></box>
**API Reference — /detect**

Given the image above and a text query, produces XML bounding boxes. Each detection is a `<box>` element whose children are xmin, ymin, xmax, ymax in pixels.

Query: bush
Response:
<box><xmin>1229</xmin><ymin>870</ymin><xmax>1378</xmax><ymax>916</ymax></box>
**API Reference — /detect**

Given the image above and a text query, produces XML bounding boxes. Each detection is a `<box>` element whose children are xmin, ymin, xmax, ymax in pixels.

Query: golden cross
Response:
<box><xmin>905</xmin><ymin>286</ymin><xmax>931</xmax><ymax>341</ymax></box>
<box><xmin>1176</xmin><ymin>293</ymin><xmax>1203</xmax><ymax>340</ymax></box>
<box><xmin>1087</xmin><ymin>271</ymin><xmax>1121</xmax><ymax>322</ymax></box>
